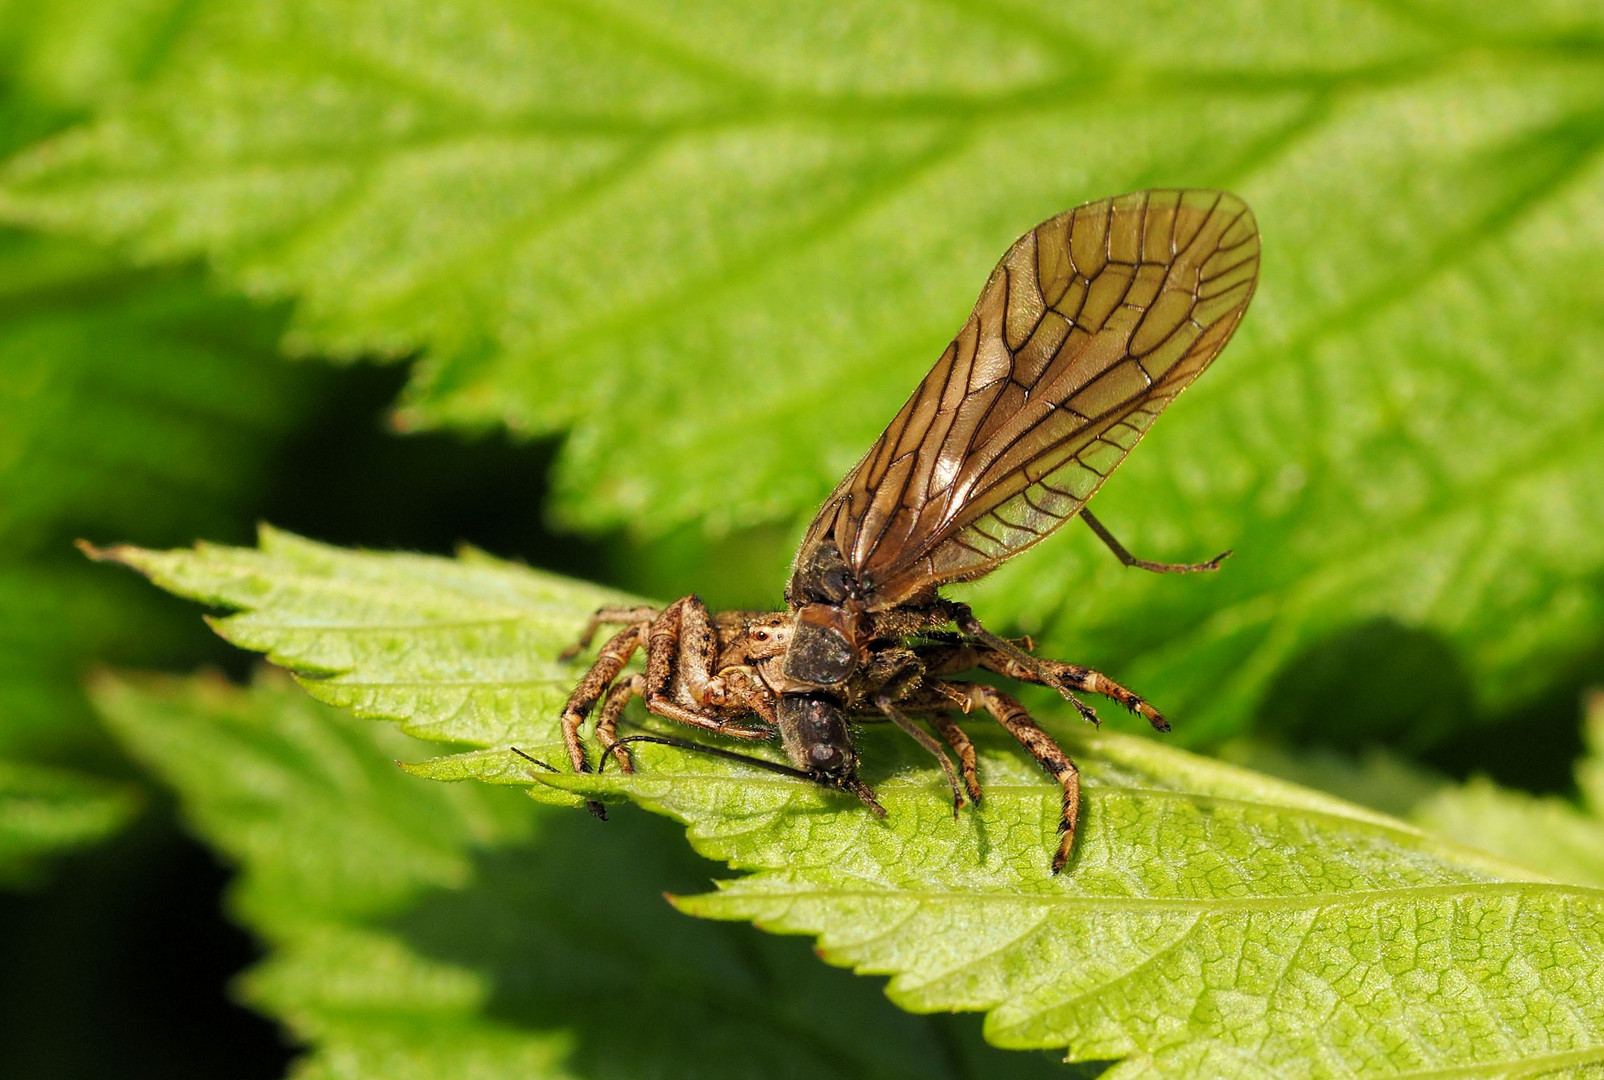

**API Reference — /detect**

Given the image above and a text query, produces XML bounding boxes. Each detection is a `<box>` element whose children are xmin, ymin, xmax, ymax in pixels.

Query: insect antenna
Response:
<box><xmin>605</xmin><ymin>728</ymin><xmax>889</xmax><ymax>816</ymax></box>
<box><xmin>511</xmin><ymin>745</ymin><xmax>607</xmax><ymax>820</ymax></box>
<box><xmin>509</xmin><ymin>746</ymin><xmax>558</xmax><ymax>772</ymax></box>
<box><xmin>604</xmin><ymin>732</ymin><xmax>815</xmax><ymax>780</ymax></box>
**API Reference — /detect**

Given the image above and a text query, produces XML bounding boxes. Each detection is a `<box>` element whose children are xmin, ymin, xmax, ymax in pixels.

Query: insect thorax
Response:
<box><xmin>786</xmin><ymin>538</ymin><xmax>862</xmax><ymax>606</ymax></box>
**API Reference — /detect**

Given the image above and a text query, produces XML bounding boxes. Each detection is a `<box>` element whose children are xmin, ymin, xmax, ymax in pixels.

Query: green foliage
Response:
<box><xmin>0</xmin><ymin>0</ymin><xmax>192</xmax><ymax>156</ymax></box>
<box><xmin>5</xmin><ymin>0</ymin><xmax>1603</xmax><ymax>746</ymax></box>
<box><xmin>1413</xmin><ymin>693</ymin><xmax>1604</xmax><ymax>889</ymax></box>
<box><xmin>0</xmin><ymin>758</ymin><xmax>135</xmax><ymax>886</ymax></box>
<box><xmin>0</xmin><ymin>230</ymin><xmax>325</xmax><ymax>762</ymax></box>
<box><xmin>5</xmin><ymin>3</ymin><xmax>1604</xmax><ymax>1075</ymax></box>
<box><xmin>94</xmin><ymin>669</ymin><xmax>1075</xmax><ymax>1080</ymax></box>
<box><xmin>0</xmin><ymin>4</ymin><xmax>332</xmax><ymax>891</ymax></box>
<box><xmin>1224</xmin><ymin>692</ymin><xmax>1604</xmax><ymax>890</ymax></box>
<box><xmin>0</xmin><ymin>9</ymin><xmax>331</xmax><ymax>880</ymax></box>
<box><xmin>91</xmin><ymin>526</ymin><xmax>634</xmax><ymax>760</ymax></box>
<box><xmin>99</xmin><ymin>529</ymin><xmax>1604</xmax><ymax>1076</ymax></box>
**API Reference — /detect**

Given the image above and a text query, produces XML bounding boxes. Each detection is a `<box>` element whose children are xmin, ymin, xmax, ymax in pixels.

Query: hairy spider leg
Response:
<box><xmin>939</xmin><ymin>603</ymin><xmax>1101</xmax><ymax>727</ymax></box>
<box><xmin>594</xmin><ymin>674</ymin><xmax>646</xmax><ymax>773</ymax></box>
<box><xmin>560</xmin><ymin>599</ymin><xmax>771</xmax><ymax>780</ymax></box>
<box><xmin>559</xmin><ymin>605</ymin><xmax>661</xmax><ymax>661</ymax></box>
<box><xmin>560</xmin><ymin>622</ymin><xmax>650</xmax><ymax>773</ymax></box>
<box><xmin>1079</xmin><ymin>508</ymin><xmax>1231</xmax><ymax>575</ymax></box>
<box><xmin>979</xmin><ymin>648</ymin><xmax>1169</xmax><ymax>733</ymax></box>
<box><xmin>937</xmin><ymin>605</ymin><xmax>1173</xmax><ymax>730</ymax></box>
<box><xmin>641</xmin><ymin>597</ymin><xmax>770</xmax><ymax>741</ymax></box>
<box><xmin>944</xmin><ymin>680</ymin><xmax>1082</xmax><ymax>874</ymax></box>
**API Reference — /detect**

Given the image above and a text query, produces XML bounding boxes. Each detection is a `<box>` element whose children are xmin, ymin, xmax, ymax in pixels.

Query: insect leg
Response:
<box><xmin>929</xmin><ymin>713</ymin><xmax>983</xmax><ymax>806</ymax></box>
<box><xmin>594</xmin><ymin>674</ymin><xmax>646</xmax><ymax>773</ymax></box>
<box><xmin>877</xmin><ymin>698</ymin><xmax>965</xmax><ymax>815</ymax></box>
<box><xmin>1079</xmin><ymin>509</ymin><xmax>1230</xmax><ymax>574</ymax></box>
<box><xmin>951</xmin><ymin>680</ymin><xmax>1081</xmax><ymax>873</ymax></box>
<box><xmin>942</xmin><ymin>603</ymin><xmax>1102</xmax><ymax>727</ymax></box>
<box><xmin>644</xmin><ymin>598</ymin><xmax>769</xmax><ymax>741</ymax></box>
<box><xmin>560</xmin><ymin>623</ymin><xmax>647</xmax><ymax>773</ymax></box>
<box><xmin>559</xmin><ymin>605</ymin><xmax>661</xmax><ymax>661</ymax></box>
<box><xmin>973</xmin><ymin>647</ymin><xmax>1170</xmax><ymax>734</ymax></box>
<box><xmin>913</xmin><ymin>642</ymin><xmax>981</xmax><ymax>677</ymax></box>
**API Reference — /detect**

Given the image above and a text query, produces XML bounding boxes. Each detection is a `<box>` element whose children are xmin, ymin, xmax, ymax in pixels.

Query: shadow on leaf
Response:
<box><xmin>390</xmin><ymin>803</ymin><xmax>1095</xmax><ymax>1080</ymax></box>
<box><xmin>1256</xmin><ymin>616</ymin><xmax>1604</xmax><ymax>792</ymax></box>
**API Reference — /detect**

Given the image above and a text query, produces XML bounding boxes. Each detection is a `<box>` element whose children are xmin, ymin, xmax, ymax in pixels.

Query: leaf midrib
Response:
<box><xmin>697</xmin><ymin>879</ymin><xmax>1595</xmax><ymax>915</ymax></box>
<box><xmin>1354</xmin><ymin>1042</ymin><xmax>1604</xmax><ymax>1080</ymax></box>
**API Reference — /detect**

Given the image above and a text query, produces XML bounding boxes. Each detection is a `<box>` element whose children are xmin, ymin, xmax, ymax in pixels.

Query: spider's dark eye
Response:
<box><xmin>754</xmin><ymin>630</ymin><xmax>768</xmax><ymax>641</ymax></box>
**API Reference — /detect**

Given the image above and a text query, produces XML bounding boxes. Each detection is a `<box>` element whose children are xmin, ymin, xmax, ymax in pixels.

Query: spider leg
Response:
<box><xmin>912</xmin><ymin>636</ymin><xmax>1167</xmax><ymax>733</ymax></box>
<box><xmin>946</xmin><ymin>680</ymin><xmax>1081</xmax><ymax>874</ymax></box>
<box><xmin>559</xmin><ymin>605</ymin><xmax>661</xmax><ymax>661</ymax></box>
<box><xmin>929</xmin><ymin>713</ymin><xmax>983</xmax><ymax>806</ymax></box>
<box><xmin>702</xmin><ymin>666</ymin><xmax>779</xmax><ymax>725</ymax></box>
<box><xmin>877</xmin><ymin>698</ymin><xmax>965</xmax><ymax>816</ymax></box>
<box><xmin>595</xmin><ymin>674</ymin><xmax>645</xmax><ymax>773</ymax></box>
<box><xmin>1080</xmin><ymin>508</ymin><xmax>1230</xmax><ymax>574</ymax></box>
<box><xmin>560</xmin><ymin>622</ymin><xmax>648</xmax><ymax>773</ymax></box>
<box><xmin>643</xmin><ymin>597</ymin><xmax>768</xmax><ymax>741</ymax></box>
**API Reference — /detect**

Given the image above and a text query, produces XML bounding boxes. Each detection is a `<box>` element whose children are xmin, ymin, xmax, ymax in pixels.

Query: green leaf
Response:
<box><xmin>1214</xmin><ymin>740</ymin><xmax>1449</xmax><ymax>821</ymax></box>
<box><xmin>1224</xmin><ymin>692</ymin><xmax>1604</xmax><ymax>890</ymax></box>
<box><xmin>0</xmin><ymin>5</ymin><xmax>330</xmax><ymax>766</ymax></box>
<box><xmin>0</xmin><ymin>758</ymin><xmax>137</xmax><ymax>886</ymax></box>
<box><xmin>102</xmin><ymin>530</ymin><xmax>1604</xmax><ymax>1076</ymax></box>
<box><xmin>1414</xmin><ymin>774</ymin><xmax>1604</xmax><ymax>891</ymax></box>
<box><xmin>90</xmin><ymin>525</ymin><xmax>636</xmax><ymax>753</ymax></box>
<box><xmin>0</xmin><ymin>0</ymin><xmax>195</xmax><ymax>155</ymax></box>
<box><xmin>93</xmin><ymin>668</ymin><xmax>1079</xmax><ymax>1080</ymax></box>
<box><xmin>0</xmin><ymin>228</ymin><xmax>327</xmax><ymax>761</ymax></box>
<box><xmin>0</xmin><ymin>1</ymin><xmax>335</xmax><ymax>889</ymax></box>
<box><xmin>5</xmin><ymin>1</ymin><xmax>1603</xmax><ymax>743</ymax></box>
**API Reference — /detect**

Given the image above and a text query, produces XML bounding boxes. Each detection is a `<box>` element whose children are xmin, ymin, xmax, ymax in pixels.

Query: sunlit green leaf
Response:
<box><xmin>1413</xmin><ymin>693</ymin><xmax>1604</xmax><ymax>889</ymax></box>
<box><xmin>1226</xmin><ymin>692</ymin><xmax>1604</xmax><ymax>890</ymax></box>
<box><xmin>98</xmin><ymin>529</ymin><xmax>1604</xmax><ymax>1077</ymax></box>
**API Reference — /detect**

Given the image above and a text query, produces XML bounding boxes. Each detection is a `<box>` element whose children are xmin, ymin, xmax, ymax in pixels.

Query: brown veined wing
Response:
<box><xmin>792</xmin><ymin>189</ymin><xmax>1260</xmax><ymax>610</ymax></box>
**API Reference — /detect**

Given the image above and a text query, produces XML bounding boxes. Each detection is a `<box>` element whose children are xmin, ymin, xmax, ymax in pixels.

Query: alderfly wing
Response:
<box><xmin>793</xmin><ymin>189</ymin><xmax>1260</xmax><ymax>608</ymax></box>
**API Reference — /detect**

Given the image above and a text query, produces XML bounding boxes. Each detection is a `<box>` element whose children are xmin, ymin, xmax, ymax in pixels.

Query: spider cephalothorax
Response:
<box><xmin>558</xmin><ymin>190</ymin><xmax>1259</xmax><ymax>871</ymax></box>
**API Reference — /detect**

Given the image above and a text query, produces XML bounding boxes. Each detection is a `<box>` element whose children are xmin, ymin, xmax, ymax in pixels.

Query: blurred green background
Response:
<box><xmin>1</xmin><ymin>1</ymin><xmax>1601</xmax><ymax>1077</ymax></box>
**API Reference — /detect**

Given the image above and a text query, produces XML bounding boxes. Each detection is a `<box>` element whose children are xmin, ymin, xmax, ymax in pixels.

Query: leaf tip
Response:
<box><xmin>76</xmin><ymin>538</ymin><xmax>131</xmax><ymax>564</ymax></box>
<box><xmin>389</xmin><ymin>406</ymin><xmax>422</xmax><ymax>434</ymax></box>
